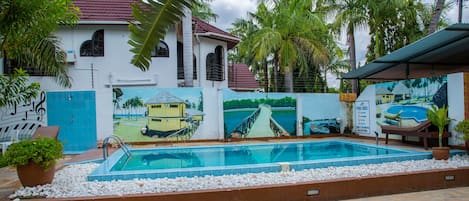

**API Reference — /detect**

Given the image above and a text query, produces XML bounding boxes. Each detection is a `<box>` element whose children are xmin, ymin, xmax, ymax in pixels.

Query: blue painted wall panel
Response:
<box><xmin>47</xmin><ymin>91</ymin><xmax>97</xmax><ymax>153</ymax></box>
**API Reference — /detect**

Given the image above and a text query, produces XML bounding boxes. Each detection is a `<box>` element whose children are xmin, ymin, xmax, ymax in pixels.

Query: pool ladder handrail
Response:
<box><xmin>102</xmin><ymin>135</ymin><xmax>131</xmax><ymax>160</ymax></box>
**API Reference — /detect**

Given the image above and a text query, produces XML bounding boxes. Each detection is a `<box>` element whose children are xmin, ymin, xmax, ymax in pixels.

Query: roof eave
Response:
<box><xmin>77</xmin><ymin>20</ymin><xmax>131</xmax><ymax>25</ymax></box>
<box><xmin>195</xmin><ymin>32</ymin><xmax>240</xmax><ymax>43</ymax></box>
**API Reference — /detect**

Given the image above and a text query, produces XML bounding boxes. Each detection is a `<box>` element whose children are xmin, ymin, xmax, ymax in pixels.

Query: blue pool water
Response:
<box><xmin>88</xmin><ymin>141</ymin><xmax>431</xmax><ymax>181</ymax></box>
<box><xmin>386</xmin><ymin>105</ymin><xmax>428</xmax><ymax>123</ymax></box>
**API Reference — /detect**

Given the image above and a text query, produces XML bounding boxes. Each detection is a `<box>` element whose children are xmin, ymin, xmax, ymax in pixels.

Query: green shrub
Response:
<box><xmin>454</xmin><ymin>119</ymin><xmax>469</xmax><ymax>141</ymax></box>
<box><xmin>0</xmin><ymin>155</ymin><xmax>7</xmax><ymax>168</ymax></box>
<box><xmin>4</xmin><ymin>137</ymin><xmax>63</xmax><ymax>169</ymax></box>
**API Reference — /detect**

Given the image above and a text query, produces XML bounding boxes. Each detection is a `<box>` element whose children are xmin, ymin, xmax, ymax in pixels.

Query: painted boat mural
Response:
<box><xmin>301</xmin><ymin>94</ymin><xmax>341</xmax><ymax>135</ymax></box>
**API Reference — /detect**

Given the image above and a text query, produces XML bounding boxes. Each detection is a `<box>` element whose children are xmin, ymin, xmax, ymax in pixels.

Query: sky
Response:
<box><xmin>209</xmin><ymin>0</ymin><xmax>469</xmax><ymax>88</ymax></box>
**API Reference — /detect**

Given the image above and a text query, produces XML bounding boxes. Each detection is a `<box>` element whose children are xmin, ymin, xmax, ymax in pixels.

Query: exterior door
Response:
<box><xmin>47</xmin><ymin>91</ymin><xmax>97</xmax><ymax>154</ymax></box>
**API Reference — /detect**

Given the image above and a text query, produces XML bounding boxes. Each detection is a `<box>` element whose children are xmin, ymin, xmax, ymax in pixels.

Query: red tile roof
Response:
<box><xmin>72</xmin><ymin>0</ymin><xmax>239</xmax><ymax>46</ymax></box>
<box><xmin>73</xmin><ymin>0</ymin><xmax>135</xmax><ymax>22</ymax></box>
<box><xmin>192</xmin><ymin>17</ymin><xmax>239</xmax><ymax>48</ymax></box>
<box><xmin>228</xmin><ymin>64</ymin><xmax>261</xmax><ymax>91</ymax></box>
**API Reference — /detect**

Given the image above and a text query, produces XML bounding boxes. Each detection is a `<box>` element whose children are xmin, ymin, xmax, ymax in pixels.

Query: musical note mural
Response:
<box><xmin>0</xmin><ymin>91</ymin><xmax>47</xmax><ymax>141</ymax></box>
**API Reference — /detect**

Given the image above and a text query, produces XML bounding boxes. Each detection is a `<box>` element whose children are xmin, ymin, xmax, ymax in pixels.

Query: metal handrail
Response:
<box><xmin>102</xmin><ymin>135</ymin><xmax>131</xmax><ymax>160</ymax></box>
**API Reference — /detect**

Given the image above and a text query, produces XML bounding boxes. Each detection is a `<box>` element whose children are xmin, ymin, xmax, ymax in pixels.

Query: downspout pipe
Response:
<box><xmin>195</xmin><ymin>27</ymin><xmax>202</xmax><ymax>87</ymax></box>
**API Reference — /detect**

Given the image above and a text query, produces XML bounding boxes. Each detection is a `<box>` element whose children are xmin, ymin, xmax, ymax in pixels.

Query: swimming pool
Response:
<box><xmin>88</xmin><ymin>140</ymin><xmax>431</xmax><ymax>181</ymax></box>
<box><xmin>386</xmin><ymin>105</ymin><xmax>428</xmax><ymax>123</ymax></box>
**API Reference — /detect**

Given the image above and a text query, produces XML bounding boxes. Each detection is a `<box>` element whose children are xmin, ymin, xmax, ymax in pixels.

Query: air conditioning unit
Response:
<box><xmin>66</xmin><ymin>50</ymin><xmax>76</xmax><ymax>63</ymax></box>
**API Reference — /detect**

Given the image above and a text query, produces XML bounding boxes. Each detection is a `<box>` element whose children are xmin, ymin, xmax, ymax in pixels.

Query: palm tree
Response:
<box><xmin>112</xmin><ymin>88</ymin><xmax>123</xmax><ymax>118</ymax></box>
<box><xmin>230</xmin><ymin>13</ymin><xmax>270</xmax><ymax>91</ymax></box>
<box><xmin>316</xmin><ymin>0</ymin><xmax>368</xmax><ymax>94</ymax></box>
<box><xmin>129</xmin><ymin>0</ymin><xmax>216</xmax><ymax>86</ymax></box>
<box><xmin>428</xmin><ymin>0</ymin><xmax>446</xmax><ymax>34</ymax></box>
<box><xmin>129</xmin><ymin>0</ymin><xmax>192</xmax><ymax>71</ymax></box>
<box><xmin>1</xmin><ymin>0</ymin><xmax>79</xmax><ymax>88</ymax></box>
<box><xmin>322</xmin><ymin>54</ymin><xmax>349</xmax><ymax>93</ymax></box>
<box><xmin>192</xmin><ymin>0</ymin><xmax>218</xmax><ymax>22</ymax></box>
<box><xmin>123</xmin><ymin>97</ymin><xmax>144</xmax><ymax>120</ymax></box>
<box><xmin>251</xmin><ymin>0</ymin><xmax>331</xmax><ymax>92</ymax></box>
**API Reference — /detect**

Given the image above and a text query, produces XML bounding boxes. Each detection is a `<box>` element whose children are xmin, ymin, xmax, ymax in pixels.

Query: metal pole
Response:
<box><xmin>91</xmin><ymin>63</ymin><xmax>94</xmax><ymax>88</ymax></box>
<box><xmin>458</xmin><ymin>0</ymin><xmax>463</xmax><ymax>23</ymax></box>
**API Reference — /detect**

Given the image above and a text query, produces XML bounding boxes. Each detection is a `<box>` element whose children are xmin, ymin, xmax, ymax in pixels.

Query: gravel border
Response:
<box><xmin>9</xmin><ymin>154</ymin><xmax>469</xmax><ymax>199</ymax></box>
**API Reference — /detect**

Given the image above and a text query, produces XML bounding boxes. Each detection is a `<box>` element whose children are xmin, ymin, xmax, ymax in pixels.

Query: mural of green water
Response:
<box><xmin>223</xmin><ymin>89</ymin><xmax>296</xmax><ymax>138</ymax></box>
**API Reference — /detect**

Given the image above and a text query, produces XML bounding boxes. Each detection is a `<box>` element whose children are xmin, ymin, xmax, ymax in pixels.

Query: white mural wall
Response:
<box><xmin>0</xmin><ymin>91</ymin><xmax>47</xmax><ymax>141</ymax></box>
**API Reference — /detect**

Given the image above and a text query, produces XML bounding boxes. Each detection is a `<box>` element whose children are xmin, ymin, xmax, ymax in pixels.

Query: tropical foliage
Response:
<box><xmin>0</xmin><ymin>69</ymin><xmax>41</xmax><ymax>108</ymax></box>
<box><xmin>4</xmin><ymin>137</ymin><xmax>63</xmax><ymax>169</ymax></box>
<box><xmin>123</xmin><ymin>97</ymin><xmax>144</xmax><ymax>120</ymax></box>
<box><xmin>192</xmin><ymin>0</ymin><xmax>218</xmax><ymax>22</ymax></box>
<box><xmin>231</xmin><ymin>0</ymin><xmax>340</xmax><ymax>93</ymax></box>
<box><xmin>129</xmin><ymin>0</ymin><xmax>192</xmax><ymax>71</ymax></box>
<box><xmin>427</xmin><ymin>105</ymin><xmax>451</xmax><ymax>147</ymax></box>
<box><xmin>454</xmin><ymin>119</ymin><xmax>469</xmax><ymax>141</ymax></box>
<box><xmin>0</xmin><ymin>0</ymin><xmax>79</xmax><ymax>88</ymax></box>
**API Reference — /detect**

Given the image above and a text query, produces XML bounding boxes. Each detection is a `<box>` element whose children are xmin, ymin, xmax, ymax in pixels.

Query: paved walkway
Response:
<box><xmin>344</xmin><ymin>186</ymin><xmax>469</xmax><ymax>201</ymax></box>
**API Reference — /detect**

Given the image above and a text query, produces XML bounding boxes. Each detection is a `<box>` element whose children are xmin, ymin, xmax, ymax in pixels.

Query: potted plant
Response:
<box><xmin>454</xmin><ymin>119</ymin><xmax>469</xmax><ymax>153</ymax></box>
<box><xmin>4</xmin><ymin>137</ymin><xmax>63</xmax><ymax>187</ymax></box>
<box><xmin>426</xmin><ymin>105</ymin><xmax>451</xmax><ymax>160</ymax></box>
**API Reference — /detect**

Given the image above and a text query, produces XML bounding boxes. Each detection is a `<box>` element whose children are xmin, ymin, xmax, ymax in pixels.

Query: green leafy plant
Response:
<box><xmin>4</xmin><ymin>137</ymin><xmax>63</xmax><ymax>169</ymax></box>
<box><xmin>0</xmin><ymin>69</ymin><xmax>41</xmax><ymax>108</ymax></box>
<box><xmin>426</xmin><ymin>105</ymin><xmax>451</xmax><ymax>147</ymax></box>
<box><xmin>0</xmin><ymin>155</ymin><xmax>7</xmax><ymax>168</ymax></box>
<box><xmin>454</xmin><ymin>119</ymin><xmax>469</xmax><ymax>141</ymax></box>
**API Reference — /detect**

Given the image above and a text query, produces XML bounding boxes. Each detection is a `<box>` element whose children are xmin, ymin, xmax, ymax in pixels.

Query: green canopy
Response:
<box><xmin>343</xmin><ymin>24</ymin><xmax>469</xmax><ymax>80</ymax></box>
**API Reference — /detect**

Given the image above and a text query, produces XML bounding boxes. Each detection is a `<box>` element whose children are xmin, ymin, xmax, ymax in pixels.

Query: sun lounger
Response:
<box><xmin>32</xmin><ymin>126</ymin><xmax>60</xmax><ymax>140</ymax></box>
<box><xmin>381</xmin><ymin>120</ymin><xmax>450</xmax><ymax>150</ymax></box>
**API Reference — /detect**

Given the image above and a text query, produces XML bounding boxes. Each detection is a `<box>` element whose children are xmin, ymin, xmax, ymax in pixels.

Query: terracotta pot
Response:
<box><xmin>17</xmin><ymin>161</ymin><xmax>55</xmax><ymax>187</ymax></box>
<box><xmin>432</xmin><ymin>147</ymin><xmax>450</xmax><ymax>160</ymax></box>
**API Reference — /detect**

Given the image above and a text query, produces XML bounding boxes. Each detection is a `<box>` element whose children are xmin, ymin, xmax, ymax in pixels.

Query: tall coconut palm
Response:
<box><xmin>428</xmin><ymin>0</ymin><xmax>446</xmax><ymax>34</ymax></box>
<box><xmin>192</xmin><ymin>0</ymin><xmax>218</xmax><ymax>22</ymax></box>
<box><xmin>316</xmin><ymin>0</ymin><xmax>368</xmax><ymax>94</ymax></box>
<box><xmin>229</xmin><ymin>18</ymin><xmax>270</xmax><ymax>92</ymax></box>
<box><xmin>252</xmin><ymin>0</ymin><xmax>331</xmax><ymax>92</ymax></box>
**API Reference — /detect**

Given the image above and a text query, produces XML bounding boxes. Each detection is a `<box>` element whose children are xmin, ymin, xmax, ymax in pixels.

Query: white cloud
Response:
<box><xmin>209</xmin><ymin>0</ymin><xmax>257</xmax><ymax>31</ymax></box>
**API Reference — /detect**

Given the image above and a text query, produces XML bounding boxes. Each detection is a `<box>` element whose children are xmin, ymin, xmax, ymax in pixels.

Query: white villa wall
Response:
<box><xmin>193</xmin><ymin>37</ymin><xmax>229</xmax><ymax>89</ymax></box>
<box><xmin>448</xmin><ymin>73</ymin><xmax>465</xmax><ymax>145</ymax></box>
<box><xmin>190</xmin><ymin>88</ymin><xmax>224</xmax><ymax>140</ymax></box>
<box><xmin>24</xmin><ymin>24</ymin><xmax>234</xmax><ymax>141</ymax></box>
<box><xmin>31</xmin><ymin>25</ymin><xmax>178</xmax><ymax>140</ymax></box>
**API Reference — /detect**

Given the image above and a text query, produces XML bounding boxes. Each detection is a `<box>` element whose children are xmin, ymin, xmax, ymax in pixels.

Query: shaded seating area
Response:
<box><xmin>381</xmin><ymin>120</ymin><xmax>450</xmax><ymax>150</ymax></box>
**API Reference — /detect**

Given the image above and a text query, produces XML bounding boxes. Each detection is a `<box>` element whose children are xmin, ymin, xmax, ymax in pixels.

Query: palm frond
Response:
<box><xmin>15</xmin><ymin>35</ymin><xmax>71</xmax><ymax>88</ymax></box>
<box><xmin>129</xmin><ymin>0</ymin><xmax>192</xmax><ymax>71</ymax></box>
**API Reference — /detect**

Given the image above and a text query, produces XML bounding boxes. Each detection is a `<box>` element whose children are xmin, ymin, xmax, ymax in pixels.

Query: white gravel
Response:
<box><xmin>9</xmin><ymin>154</ymin><xmax>469</xmax><ymax>199</ymax></box>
